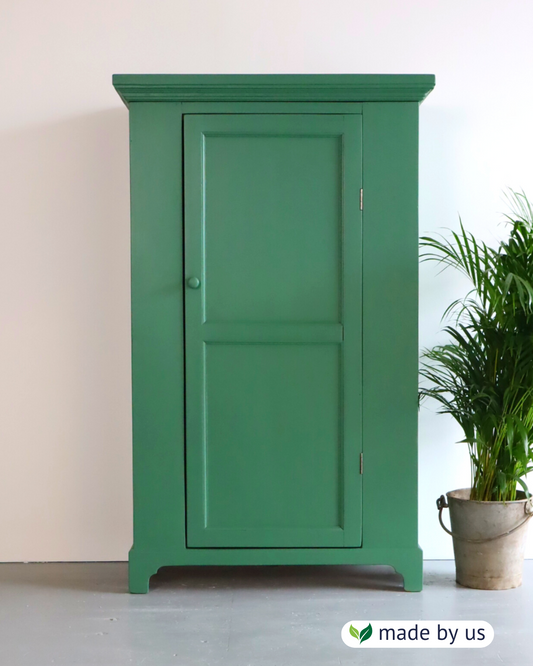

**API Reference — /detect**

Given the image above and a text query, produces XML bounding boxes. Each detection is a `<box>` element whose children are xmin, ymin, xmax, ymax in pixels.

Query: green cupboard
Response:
<box><xmin>112</xmin><ymin>74</ymin><xmax>435</xmax><ymax>593</ymax></box>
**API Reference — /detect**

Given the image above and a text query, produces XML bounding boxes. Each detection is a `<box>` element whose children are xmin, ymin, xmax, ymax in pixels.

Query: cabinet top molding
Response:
<box><xmin>113</xmin><ymin>74</ymin><xmax>435</xmax><ymax>106</ymax></box>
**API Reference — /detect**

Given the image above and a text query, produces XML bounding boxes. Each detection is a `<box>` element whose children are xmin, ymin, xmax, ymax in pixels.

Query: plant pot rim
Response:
<box><xmin>446</xmin><ymin>488</ymin><xmax>529</xmax><ymax>504</ymax></box>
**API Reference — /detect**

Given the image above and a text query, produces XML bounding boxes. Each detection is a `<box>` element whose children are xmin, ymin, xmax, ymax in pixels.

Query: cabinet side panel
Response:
<box><xmin>129</xmin><ymin>102</ymin><xmax>185</xmax><ymax>557</ymax></box>
<box><xmin>362</xmin><ymin>102</ymin><xmax>420</xmax><ymax>549</ymax></box>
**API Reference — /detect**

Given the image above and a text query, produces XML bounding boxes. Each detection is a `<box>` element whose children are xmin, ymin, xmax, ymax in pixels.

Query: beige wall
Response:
<box><xmin>1</xmin><ymin>0</ymin><xmax>532</xmax><ymax>561</ymax></box>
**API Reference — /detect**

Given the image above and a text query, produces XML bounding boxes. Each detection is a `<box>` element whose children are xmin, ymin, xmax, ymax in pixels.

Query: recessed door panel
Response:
<box><xmin>204</xmin><ymin>344</ymin><xmax>342</xmax><ymax>538</ymax></box>
<box><xmin>203</xmin><ymin>129</ymin><xmax>341</xmax><ymax>322</ymax></box>
<box><xmin>184</xmin><ymin>114</ymin><xmax>362</xmax><ymax>548</ymax></box>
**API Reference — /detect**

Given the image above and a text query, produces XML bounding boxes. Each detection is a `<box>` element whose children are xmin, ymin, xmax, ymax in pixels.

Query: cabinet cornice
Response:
<box><xmin>113</xmin><ymin>74</ymin><xmax>435</xmax><ymax>106</ymax></box>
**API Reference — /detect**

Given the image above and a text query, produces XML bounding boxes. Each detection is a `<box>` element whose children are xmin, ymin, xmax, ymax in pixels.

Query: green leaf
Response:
<box><xmin>506</xmin><ymin>415</ymin><xmax>515</xmax><ymax>452</ymax></box>
<box><xmin>349</xmin><ymin>625</ymin><xmax>359</xmax><ymax>639</ymax></box>
<box><xmin>360</xmin><ymin>623</ymin><xmax>373</xmax><ymax>644</ymax></box>
<box><xmin>516</xmin><ymin>476</ymin><xmax>531</xmax><ymax>499</ymax></box>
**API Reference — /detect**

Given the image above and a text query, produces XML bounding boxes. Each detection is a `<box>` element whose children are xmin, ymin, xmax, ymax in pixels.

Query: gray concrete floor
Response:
<box><xmin>0</xmin><ymin>560</ymin><xmax>530</xmax><ymax>665</ymax></box>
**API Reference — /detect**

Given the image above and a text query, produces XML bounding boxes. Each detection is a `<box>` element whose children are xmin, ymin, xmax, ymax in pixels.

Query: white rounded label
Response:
<box><xmin>341</xmin><ymin>620</ymin><xmax>494</xmax><ymax>648</ymax></box>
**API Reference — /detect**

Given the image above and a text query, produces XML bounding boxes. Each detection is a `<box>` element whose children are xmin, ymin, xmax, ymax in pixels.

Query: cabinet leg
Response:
<box><xmin>390</xmin><ymin>548</ymin><xmax>424</xmax><ymax>592</ymax></box>
<box><xmin>400</xmin><ymin>565</ymin><xmax>423</xmax><ymax>592</ymax></box>
<box><xmin>128</xmin><ymin>549</ymin><xmax>159</xmax><ymax>594</ymax></box>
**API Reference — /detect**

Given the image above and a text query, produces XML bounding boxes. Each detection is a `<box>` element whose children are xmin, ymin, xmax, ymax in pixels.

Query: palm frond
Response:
<box><xmin>420</xmin><ymin>189</ymin><xmax>533</xmax><ymax>501</ymax></box>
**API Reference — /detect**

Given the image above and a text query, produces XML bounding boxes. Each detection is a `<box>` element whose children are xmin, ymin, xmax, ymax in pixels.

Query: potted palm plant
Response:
<box><xmin>419</xmin><ymin>190</ymin><xmax>533</xmax><ymax>589</ymax></box>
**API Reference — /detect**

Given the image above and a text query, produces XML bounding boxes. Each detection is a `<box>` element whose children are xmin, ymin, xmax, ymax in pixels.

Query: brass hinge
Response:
<box><xmin>359</xmin><ymin>188</ymin><xmax>363</xmax><ymax>211</ymax></box>
<box><xmin>360</xmin><ymin>452</ymin><xmax>364</xmax><ymax>474</ymax></box>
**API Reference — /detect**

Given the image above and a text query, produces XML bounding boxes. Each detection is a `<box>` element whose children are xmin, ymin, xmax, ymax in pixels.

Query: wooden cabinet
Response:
<box><xmin>113</xmin><ymin>74</ymin><xmax>435</xmax><ymax>593</ymax></box>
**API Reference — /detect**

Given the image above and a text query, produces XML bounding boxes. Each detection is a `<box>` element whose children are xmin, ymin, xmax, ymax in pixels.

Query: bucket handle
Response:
<box><xmin>436</xmin><ymin>494</ymin><xmax>533</xmax><ymax>544</ymax></box>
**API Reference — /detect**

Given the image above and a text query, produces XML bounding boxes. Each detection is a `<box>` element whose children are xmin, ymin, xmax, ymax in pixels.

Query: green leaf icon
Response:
<box><xmin>349</xmin><ymin>625</ymin><xmax>359</xmax><ymax>639</ymax></box>
<box><xmin>359</xmin><ymin>623</ymin><xmax>373</xmax><ymax>644</ymax></box>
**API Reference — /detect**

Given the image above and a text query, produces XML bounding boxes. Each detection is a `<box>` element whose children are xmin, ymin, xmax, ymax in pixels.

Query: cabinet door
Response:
<box><xmin>184</xmin><ymin>114</ymin><xmax>362</xmax><ymax>548</ymax></box>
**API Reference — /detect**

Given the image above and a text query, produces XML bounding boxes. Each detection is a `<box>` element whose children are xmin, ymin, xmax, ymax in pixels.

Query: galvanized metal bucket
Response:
<box><xmin>437</xmin><ymin>488</ymin><xmax>533</xmax><ymax>590</ymax></box>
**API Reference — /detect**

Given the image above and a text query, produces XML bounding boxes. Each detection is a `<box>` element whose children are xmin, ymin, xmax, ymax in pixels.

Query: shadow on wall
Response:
<box><xmin>0</xmin><ymin>109</ymin><xmax>133</xmax><ymax>562</ymax></box>
<box><xmin>417</xmin><ymin>103</ymin><xmax>484</xmax><ymax>561</ymax></box>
